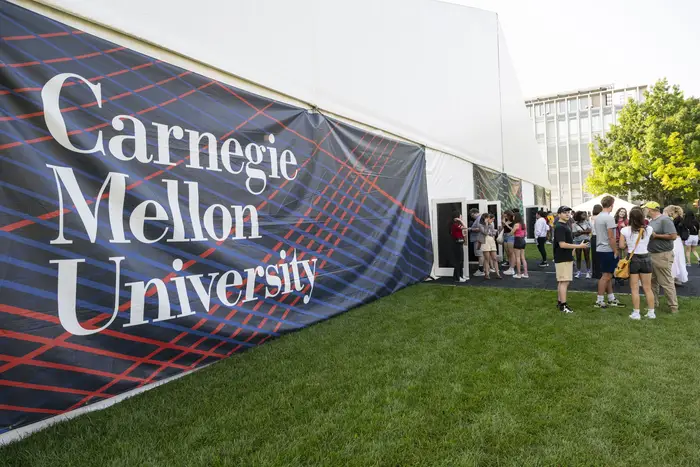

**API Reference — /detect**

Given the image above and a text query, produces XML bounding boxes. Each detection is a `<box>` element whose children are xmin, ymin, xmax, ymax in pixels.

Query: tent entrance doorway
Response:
<box><xmin>432</xmin><ymin>199</ymin><xmax>496</xmax><ymax>277</ymax></box>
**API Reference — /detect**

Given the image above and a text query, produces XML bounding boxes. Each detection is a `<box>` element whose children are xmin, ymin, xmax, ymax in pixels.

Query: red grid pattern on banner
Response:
<box><xmin>0</xmin><ymin>7</ymin><xmax>431</xmax><ymax>425</ymax></box>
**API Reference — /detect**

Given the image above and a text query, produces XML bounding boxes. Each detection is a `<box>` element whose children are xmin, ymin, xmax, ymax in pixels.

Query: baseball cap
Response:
<box><xmin>642</xmin><ymin>201</ymin><xmax>661</xmax><ymax>211</ymax></box>
<box><xmin>557</xmin><ymin>206</ymin><xmax>572</xmax><ymax>214</ymax></box>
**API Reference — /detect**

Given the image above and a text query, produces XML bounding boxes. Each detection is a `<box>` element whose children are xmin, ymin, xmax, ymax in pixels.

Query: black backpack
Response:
<box><xmin>678</xmin><ymin>222</ymin><xmax>690</xmax><ymax>241</ymax></box>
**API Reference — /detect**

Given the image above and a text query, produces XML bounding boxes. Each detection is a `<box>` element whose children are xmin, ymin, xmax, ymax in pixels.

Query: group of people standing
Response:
<box><xmin>449</xmin><ymin>195</ymin><xmax>696</xmax><ymax>320</ymax></box>
<box><xmin>449</xmin><ymin>208</ymin><xmax>529</xmax><ymax>282</ymax></box>
<box><xmin>553</xmin><ymin>196</ymin><xmax>692</xmax><ymax>318</ymax></box>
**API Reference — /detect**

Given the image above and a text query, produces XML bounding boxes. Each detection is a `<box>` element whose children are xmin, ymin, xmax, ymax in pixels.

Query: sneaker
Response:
<box><xmin>645</xmin><ymin>310</ymin><xmax>656</xmax><ymax>319</ymax></box>
<box><xmin>501</xmin><ymin>261</ymin><xmax>510</xmax><ymax>268</ymax></box>
<box><xmin>490</xmin><ymin>268</ymin><xmax>497</xmax><ymax>274</ymax></box>
<box><xmin>594</xmin><ymin>301</ymin><xmax>608</xmax><ymax>309</ymax></box>
<box><xmin>513</xmin><ymin>274</ymin><xmax>522</xmax><ymax>279</ymax></box>
<box><xmin>458</xmin><ymin>277</ymin><xmax>468</xmax><ymax>282</ymax></box>
<box><xmin>585</xmin><ymin>272</ymin><xmax>592</xmax><ymax>279</ymax></box>
<box><xmin>539</xmin><ymin>262</ymin><xmax>549</xmax><ymax>267</ymax></box>
<box><xmin>503</xmin><ymin>268</ymin><xmax>515</xmax><ymax>276</ymax></box>
<box><xmin>574</xmin><ymin>271</ymin><xmax>581</xmax><ymax>279</ymax></box>
<box><xmin>522</xmin><ymin>273</ymin><xmax>529</xmax><ymax>279</ymax></box>
<box><xmin>629</xmin><ymin>311</ymin><xmax>641</xmax><ymax>320</ymax></box>
<box><xmin>608</xmin><ymin>299</ymin><xmax>624</xmax><ymax>308</ymax></box>
<box><xmin>561</xmin><ymin>304</ymin><xmax>574</xmax><ymax>314</ymax></box>
<box><xmin>473</xmin><ymin>270</ymin><xmax>485</xmax><ymax>277</ymax></box>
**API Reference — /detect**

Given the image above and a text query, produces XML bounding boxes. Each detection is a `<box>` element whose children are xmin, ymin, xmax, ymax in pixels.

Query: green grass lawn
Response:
<box><xmin>525</xmin><ymin>242</ymin><xmax>552</xmax><ymax>261</ymax></box>
<box><xmin>3</xmin><ymin>285</ymin><xmax>700</xmax><ymax>466</ymax></box>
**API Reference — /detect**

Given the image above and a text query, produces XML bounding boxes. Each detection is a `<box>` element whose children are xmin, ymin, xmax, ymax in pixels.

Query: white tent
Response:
<box><xmin>19</xmin><ymin>0</ymin><xmax>548</xmax><ymax>189</ymax></box>
<box><xmin>572</xmin><ymin>194</ymin><xmax>637</xmax><ymax>214</ymax></box>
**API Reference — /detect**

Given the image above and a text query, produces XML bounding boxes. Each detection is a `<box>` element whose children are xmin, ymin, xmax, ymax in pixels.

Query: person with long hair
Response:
<box><xmin>572</xmin><ymin>211</ymin><xmax>592</xmax><ymax>279</ymax></box>
<box><xmin>512</xmin><ymin>212</ymin><xmax>529</xmax><ymax>279</ymax></box>
<box><xmin>535</xmin><ymin>210</ymin><xmax>550</xmax><ymax>267</ymax></box>
<box><xmin>664</xmin><ymin>205</ymin><xmax>688</xmax><ymax>285</ymax></box>
<box><xmin>501</xmin><ymin>210</ymin><xmax>516</xmax><ymax>275</ymax></box>
<box><xmin>684</xmin><ymin>211</ymin><xmax>700</xmax><ymax>266</ymax></box>
<box><xmin>614</xmin><ymin>208</ymin><xmax>629</xmax><ymax>254</ymax></box>
<box><xmin>619</xmin><ymin>207</ymin><xmax>656</xmax><ymax>319</ymax></box>
<box><xmin>449</xmin><ymin>210</ymin><xmax>468</xmax><ymax>283</ymax></box>
<box><xmin>479</xmin><ymin>214</ymin><xmax>502</xmax><ymax>280</ymax></box>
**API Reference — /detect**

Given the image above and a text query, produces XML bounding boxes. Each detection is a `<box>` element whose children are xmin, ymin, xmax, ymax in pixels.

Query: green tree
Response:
<box><xmin>586</xmin><ymin>79</ymin><xmax>700</xmax><ymax>205</ymax></box>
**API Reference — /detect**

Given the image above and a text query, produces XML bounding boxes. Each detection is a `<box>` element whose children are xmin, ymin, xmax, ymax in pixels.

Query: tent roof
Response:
<box><xmin>572</xmin><ymin>194</ymin><xmax>637</xmax><ymax>214</ymax></box>
<box><xmin>30</xmin><ymin>0</ymin><xmax>549</xmax><ymax>188</ymax></box>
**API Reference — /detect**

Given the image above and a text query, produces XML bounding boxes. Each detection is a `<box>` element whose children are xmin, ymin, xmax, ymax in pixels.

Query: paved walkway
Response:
<box><xmin>431</xmin><ymin>259</ymin><xmax>700</xmax><ymax>298</ymax></box>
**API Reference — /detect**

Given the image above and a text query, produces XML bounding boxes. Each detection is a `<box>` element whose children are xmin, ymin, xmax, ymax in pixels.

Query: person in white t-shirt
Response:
<box><xmin>619</xmin><ymin>207</ymin><xmax>655</xmax><ymax>320</ymax></box>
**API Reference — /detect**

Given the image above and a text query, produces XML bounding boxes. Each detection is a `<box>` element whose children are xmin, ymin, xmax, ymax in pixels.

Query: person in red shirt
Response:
<box><xmin>450</xmin><ymin>210</ymin><xmax>468</xmax><ymax>283</ymax></box>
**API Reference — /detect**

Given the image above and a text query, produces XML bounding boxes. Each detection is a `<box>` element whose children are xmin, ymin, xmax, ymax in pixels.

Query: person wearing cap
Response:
<box><xmin>593</xmin><ymin>196</ymin><xmax>623</xmax><ymax>309</ymax></box>
<box><xmin>553</xmin><ymin>206</ymin><xmax>589</xmax><ymax>313</ymax></box>
<box><xmin>643</xmin><ymin>201</ymin><xmax>679</xmax><ymax>313</ymax></box>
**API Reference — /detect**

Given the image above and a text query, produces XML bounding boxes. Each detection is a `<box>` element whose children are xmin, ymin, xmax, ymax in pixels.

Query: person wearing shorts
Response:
<box><xmin>512</xmin><ymin>211</ymin><xmax>528</xmax><ymax>279</ymax></box>
<box><xmin>620</xmin><ymin>207</ymin><xmax>655</xmax><ymax>320</ymax></box>
<box><xmin>553</xmin><ymin>206</ymin><xmax>589</xmax><ymax>313</ymax></box>
<box><xmin>593</xmin><ymin>196</ymin><xmax>623</xmax><ymax>309</ymax></box>
<box><xmin>684</xmin><ymin>211</ymin><xmax>700</xmax><ymax>266</ymax></box>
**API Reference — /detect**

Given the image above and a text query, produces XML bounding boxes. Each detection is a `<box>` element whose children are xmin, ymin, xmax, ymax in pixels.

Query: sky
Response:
<box><xmin>444</xmin><ymin>0</ymin><xmax>700</xmax><ymax>99</ymax></box>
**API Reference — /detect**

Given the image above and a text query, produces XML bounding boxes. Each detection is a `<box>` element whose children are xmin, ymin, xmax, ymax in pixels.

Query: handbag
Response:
<box><xmin>496</xmin><ymin>230</ymin><xmax>504</xmax><ymax>244</ymax></box>
<box><xmin>614</xmin><ymin>229</ymin><xmax>643</xmax><ymax>279</ymax></box>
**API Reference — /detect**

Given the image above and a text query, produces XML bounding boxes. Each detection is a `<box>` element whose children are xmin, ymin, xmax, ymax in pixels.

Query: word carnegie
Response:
<box><xmin>52</xmin><ymin>250</ymin><xmax>318</xmax><ymax>336</ymax></box>
<box><xmin>42</xmin><ymin>72</ymin><xmax>299</xmax><ymax>197</ymax></box>
<box><xmin>39</xmin><ymin>72</ymin><xmax>319</xmax><ymax>335</ymax></box>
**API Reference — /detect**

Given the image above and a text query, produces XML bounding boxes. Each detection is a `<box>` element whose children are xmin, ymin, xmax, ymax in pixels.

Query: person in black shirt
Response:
<box><xmin>683</xmin><ymin>211</ymin><xmax>700</xmax><ymax>266</ymax></box>
<box><xmin>554</xmin><ymin>206</ymin><xmax>590</xmax><ymax>313</ymax></box>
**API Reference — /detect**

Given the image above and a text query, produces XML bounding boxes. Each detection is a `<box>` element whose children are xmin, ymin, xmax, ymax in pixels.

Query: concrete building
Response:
<box><xmin>525</xmin><ymin>84</ymin><xmax>648</xmax><ymax>208</ymax></box>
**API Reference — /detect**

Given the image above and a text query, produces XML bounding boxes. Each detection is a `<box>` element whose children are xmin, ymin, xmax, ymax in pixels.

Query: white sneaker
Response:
<box><xmin>513</xmin><ymin>274</ymin><xmax>522</xmax><ymax>279</ymax></box>
<box><xmin>645</xmin><ymin>310</ymin><xmax>656</xmax><ymax>319</ymax></box>
<box><xmin>459</xmin><ymin>277</ymin><xmax>468</xmax><ymax>282</ymax></box>
<box><xmin>585</xmin><ymin>272</ymin><xmax>592</xmax><ymax>279</ymax></box>
<box><xmin>503</xmin><ymin>268</ymin><xmax>515</xmax><ymax>276</ymax></box>
<box><xmin>522</xmin><ymin>273</ymin><xmax>529</xmax><ymax>279</ymax></box>
<box><xmin>574</xmin><ymin>271</ymin><xmax>581</xmax><ymax>279</ymax></box>
<box><xmin>473</xmin><ymin>270</ymin><xmax>485</xmax><ymax>277</ymax></box>
<box><xmin>490</xmin><ymin>268</ymin><xmax>497</xmax><ymax>273</ymax></box>
<box><xmin>629</xmin><ymin>311</ymin><xmax>641</xmax><ymax>320</ymax></box>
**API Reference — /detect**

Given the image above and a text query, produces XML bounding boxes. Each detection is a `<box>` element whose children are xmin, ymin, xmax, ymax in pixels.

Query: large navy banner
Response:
<box><xmin>0</xmin><ymin>1</ymin><xmax>432</xmax><ymax>433</ymax></box>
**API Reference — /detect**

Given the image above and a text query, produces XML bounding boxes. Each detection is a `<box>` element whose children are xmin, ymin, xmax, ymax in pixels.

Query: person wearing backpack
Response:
<box><xmin>684</xmin><ymin>211</ymin><xmax>700</xmax><ymax>266</ymax></box>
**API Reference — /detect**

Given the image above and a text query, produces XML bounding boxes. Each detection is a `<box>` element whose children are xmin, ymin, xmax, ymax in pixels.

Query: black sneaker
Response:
<box><xmin>539</xmin><ymin>262</ymin><xmax>549</xmax><ymax>267</ymax></box>
<box><xmin>594</xmin><ymin>302</ymin><xmax>608</xmax><ymax>309</ymax></box>
<box><xmin>607</xmin><ymin>299</ymin><xmax>624</xmax><ymax>307</ymax></box>
<box><xmin>561</xmin><ymin>304</ymin><xmax>574</xmax><ymax>314</ymax></box>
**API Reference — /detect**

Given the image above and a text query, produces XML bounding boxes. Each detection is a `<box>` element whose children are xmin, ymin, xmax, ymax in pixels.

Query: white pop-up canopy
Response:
<box><xmin>572</xmin><ymin>194</ymin><xmax>637</xmax><ymax>214</ymax></box>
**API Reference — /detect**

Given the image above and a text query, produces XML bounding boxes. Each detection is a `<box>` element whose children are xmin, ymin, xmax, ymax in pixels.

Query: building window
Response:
<box><xmin>557</xmin><ymin>100</ymin><xmax>566</xmax><ymax>114</ymax></box>
<box><xmin>605</xmin><ymin>93</ymin><xmax>612</xmax><ymax>106</ymax></box>
<box><xmin>558</xmin><ymin>120</ymin><xmax>567</xmax><ymax>139</ymax></box>
<box><xmin>536</xmin><ymin>121</ymin><xmax>545</xmax><ymax>136</ymax></box>
<box><xmin>592</xmin><ymin>94</ymin><xmax>601</xmax><ymax>108</ymax></box>
<box><xmin>604</xmin><ymin>113</ymin><xmax>613</xmax><ymax>129</ymax></box>
<box><xmin>580</xmin><ymin>116</ymin><xmax>590</xmax><ymax>135</ymax></box>
<box><xmin>569</xmin><ymin>119</ymin><xmax>578</xmax><ymax>136</ymax></box>
<box><xmin>591</xmin><ymin>114</ymin><xmax>602</xmax><ymax>132</ymax></box>
<box><xmin>545</xmin><ymin>102</ymin><xmax>552</xmax><ymax>115</ymax></box>
<box><xmin>580</xmin><ymin>96</ymin><xmax>589</xmax><ymax>110</ymax></box>
<box><xmin>568</xmin><ymin>99</ymin><xmax>578</xmax><ymax>113</ymax></box>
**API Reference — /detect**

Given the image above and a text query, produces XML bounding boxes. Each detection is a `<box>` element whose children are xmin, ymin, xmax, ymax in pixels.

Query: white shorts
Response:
<box><xmin>685</xmin><ymin>235</ymin><xmax>699</xmax><ymax>247</ymax></box>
